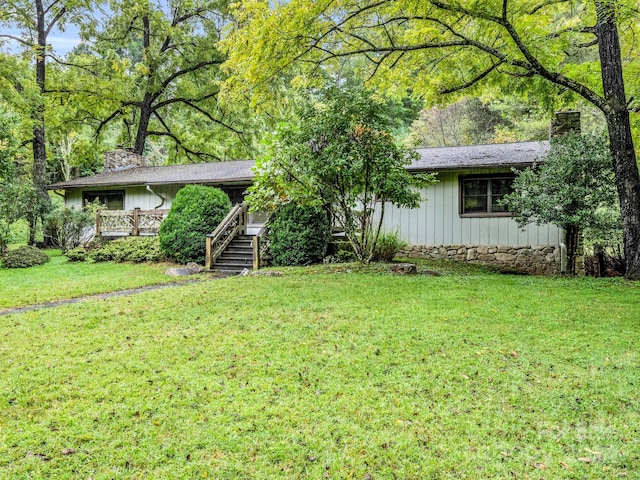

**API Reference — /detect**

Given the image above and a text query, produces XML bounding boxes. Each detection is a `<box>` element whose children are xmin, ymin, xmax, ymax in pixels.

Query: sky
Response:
<box><xmin>1</xmin><ymin>25</ymin><xmax>82</xmax><ymax>56</ymax></box>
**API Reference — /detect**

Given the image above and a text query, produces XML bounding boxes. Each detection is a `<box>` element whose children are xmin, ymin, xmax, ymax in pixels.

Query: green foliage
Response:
<box><xmin>0</xmin><ymin>107</ymin><xmax>33</xmax><ymax>252</ymax></box>
<box><xmin>407</xmin><ymin>98</ymin><xmax>549</xmax><ymax>147</ymax></box>
<box><xmin>504</xmin><ymin>134</ymin><xmax>619</xmax><ymax>233</ymax></box>
<box><xmin>64</xmin><ymin>247</ymin><xmax>88</xmax><ymax>262</ymax></box>
<box><xmin>248</xmin><ymin>86</ymin><xmax>435</xmax><ymax>263</ymax></box>
<box><xmin>159</xmin><ymin>185</ymin><xmax>231</xmax><ymax>264</ymax></box>
<box><xmin>502</xmin><ymin>134</ymin><xmax>619</xmax><ymax>273</ymax></box>
<box><xmin>372</xmin><ymin>230</ymin><xmax>408</xmax><ymax>262</ymax></box>
<box><xmin>89</xmin><ymin>237</ymin><xmax>165</xmax><ymax>263</ymax></box>
<box><xmin>61</xmin><ymin>0</ymin><xmax>256</xmax><ymax>162</ymax></box>
<box><xmin>2</xmin><ymin>245</ymin><xmax>49</xmax><ymax>268</ymax></box>
<box><xmin>43</xmin><ymin>204</ymin><xmax>95</xmax><ymax>252</ymax></box>
<box><xmin>269</xmin><ymin>203</ymin><xmax>330</xmax><ymax>266</ymax></box>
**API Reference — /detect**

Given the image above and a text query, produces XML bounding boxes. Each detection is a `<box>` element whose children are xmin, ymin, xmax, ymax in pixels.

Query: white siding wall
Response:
<box><xmin>64</xmin><ymin>186</ymin><xmax>181</xmax><ymax>210</ymax></box>
<box><xmin>377</xmin><ymin>171</ymin><xmax>562</xmax><ymax>247</ymax></box>
<box><xmin>123</xmin><ymin>185</ymin><xmax>180</xmax><ymax>210</ymax></box>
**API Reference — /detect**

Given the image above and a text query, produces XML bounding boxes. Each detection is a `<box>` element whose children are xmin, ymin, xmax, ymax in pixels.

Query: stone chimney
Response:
<box><xmin>549</xmin><ymin>111</ymin><xmax>581</xmax><ymax>139</ymax></box>
<box><xmin>104</xmin><ymin>149</ymin><xmax>147</xmax><ymax>172</ymax></box>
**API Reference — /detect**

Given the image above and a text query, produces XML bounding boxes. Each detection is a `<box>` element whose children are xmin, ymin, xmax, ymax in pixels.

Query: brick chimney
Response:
<box><xmin>549</xmin><ymin>111</ymin><xmax>581</xmax><ymax>139</ymax></box>
<box><xmin>104</xmin><ymin>149</ymin><xmax>147</xmax><ymax>172</ymax></box>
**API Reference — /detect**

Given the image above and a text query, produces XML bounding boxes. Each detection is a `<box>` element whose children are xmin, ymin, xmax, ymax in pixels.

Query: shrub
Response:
<box><xmin>44</xmin><ymin>205</ymin><xmax>95</xmax><ymax>252</ymax></box>
<box><xmin>2</xmin><ymin>245</ymin><xmax>49</xmax><ymax>268</ymax></box>
<box><xmin>159</xmin><ymin>185</ymin><xmax>232</xmax><ymax>264</ymax></box>
<box><xmin>372</xmin><ymin>230</ymin><xmax>408</xmax><ymax>262</ymax></box>
<box><xmin>269</xmin><ymin>203</ymin><xmax>330</xmax><ymax>266</ymax></box>
<box><xmin>65</xmin><ymin>247</ymin><xmax>88</xmax><ymax>262</ymax></box>
<box><xmin>89</xmin><ymin>237</ymin><xmax>165</xmax><ymax>263</ymax></box>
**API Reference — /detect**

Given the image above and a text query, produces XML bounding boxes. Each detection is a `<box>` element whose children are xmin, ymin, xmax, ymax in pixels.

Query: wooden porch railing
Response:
<box><xmin>96</xmin><ymin>208</ymin><xmax>168</xmax><ymax>236</ymax></box>
<box><xmin>205</xmin><ymin>204</ymin><xmax>248</xmax><ymax>270</ymax></box>
<box><xmin>252</xmin><ymin>222</ymin><xmax>271</xmax><ymax>270</ymax></box>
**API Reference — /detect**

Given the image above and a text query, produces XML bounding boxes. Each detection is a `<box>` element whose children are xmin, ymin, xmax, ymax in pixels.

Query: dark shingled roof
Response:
<box><xmin>409</xmin><ymin>141</ymin><xmax>550</xmax><ymax>172</ymax></box>
<box><xmin>48</xmin><ymin>141</ymin><xmax>549</xmax><ymax>190</ymax></box>
<box><xmin>48</xmin><ymin>160</ymin><xmax>256</xmax><ymax>190</ymax></box>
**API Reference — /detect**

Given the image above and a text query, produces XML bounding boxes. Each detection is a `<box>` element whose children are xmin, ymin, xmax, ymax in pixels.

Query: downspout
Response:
<box><xmin>146</xmin><ymin>184</ymin><xmax>165</xmax><ymax>209</ymax></box>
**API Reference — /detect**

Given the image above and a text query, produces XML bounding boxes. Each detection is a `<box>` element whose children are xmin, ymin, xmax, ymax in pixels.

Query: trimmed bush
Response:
<box><xmin>2</xmin><ymin>245</ymin><xmax>49</xmax><ymax>268</ymax></box>
<box><xmin>159</xmin><ymin>185</ymin><xmax>231</xmax><ymax>264</ymax></box>
<box><xmin>88</xmin><ymin>237</ymin><xmax>165</xmax><ymax>263</ymax></box>
<box><xmin>65</xmin><ymin>247</ymin><xmax>88</xmax><ymax>262</ymax></box>
<box><xmin>269</xmin><ymin>203</ymin><xmax>330</xmax><ymax>266</ymax></box>
<box><xmin>372</xmin><ymin>230</ymin><xmax>408</xmax><ymax>262</ymax></box>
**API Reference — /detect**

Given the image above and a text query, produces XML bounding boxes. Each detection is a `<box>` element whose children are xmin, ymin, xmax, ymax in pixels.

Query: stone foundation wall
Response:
<box><xmin>399</xmin><ymin>244</ymin><xmax>562</xmax><ymax>274</ymax></box>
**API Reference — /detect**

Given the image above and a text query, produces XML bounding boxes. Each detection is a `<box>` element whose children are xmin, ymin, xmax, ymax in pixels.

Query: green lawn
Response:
<box><xmin>0</xmin><ymin>251</ymin><xmax>181</xmax><ymax>309</ymax></box>
<box><xmin>0</xmin><ymin>263</ymin><xmax>638</xmax><ymax>478</ymax></box>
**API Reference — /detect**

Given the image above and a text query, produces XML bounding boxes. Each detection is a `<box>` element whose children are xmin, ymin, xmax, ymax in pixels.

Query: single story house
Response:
<box><xmin>48</xmin><ymin>139</ymin><xmax>566</xmax><ymax>274</ymax></box>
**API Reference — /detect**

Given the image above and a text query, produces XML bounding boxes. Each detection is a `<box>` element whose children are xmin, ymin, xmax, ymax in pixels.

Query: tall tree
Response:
<box><xmin>224</xmin><ymin>0</ymin><xmax>640</xmax><ymax>279</ymax></box>
<box><xmin>247</xmin><ymin>87</ymin><xmax>435</xmax><ymax>263</ymax></box>
<box><xmin>73</xmin><ymin>0</ymin><xmax>251</xmax><ymax>162</ymax></box>
<box><xmin>0</xmin><ymin>0</ymin><xmax>95</xmax><ymax>242</ymax></box>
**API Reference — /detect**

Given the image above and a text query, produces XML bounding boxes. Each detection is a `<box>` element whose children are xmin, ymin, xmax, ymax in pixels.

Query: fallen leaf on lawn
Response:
<box><xmin>61</xmin><ymin>448</ymin><xmax>77</xmax><ymax>455</ymax></box>
<box><xmin>510</xmin><ymin>351</ymin><xmax>518</xmax><ymax>358</ymax></box>
<box><xmin>534</xmin><ymin>463</ymin><xmax>547</xmax><ymax>469</ymax></box>
<box><xmin>578</xmin><ymin>457</ymin><xmax>593</xmax><ymax>463</ymax></box>
<box><xmin>500</xmin><ymin>451</ymin><xmax>511</xmax><ymax>457</ymax></box>
<box><xmin>560</xmin><ymin>462</ymin><xmax>570</xmax><ymax>469</ymax></box>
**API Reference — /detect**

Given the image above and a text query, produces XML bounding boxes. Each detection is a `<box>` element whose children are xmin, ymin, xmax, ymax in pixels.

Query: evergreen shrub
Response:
<box><xmin>89</xmin><ymin>237</ymin><xmax>165</xmax><ymax>263</ymax></box>
<box><xmin>269</xmin><ymin>203</ymin><xmax>330</xmax><ymax>266</ymax></box>
<box><xmin>2</xmin><ymin>245</ymin><xmax>49</xmax><ymax>268</ymax></box>
<box><xmin>65</xmin><ymin>247</ymin><xmax>88</xmax><ymax>262</ymax></box>
<box><xmin>159</xmin><ymin>185</ymin><xmax>231</xmax><ymax>264</ymax></box>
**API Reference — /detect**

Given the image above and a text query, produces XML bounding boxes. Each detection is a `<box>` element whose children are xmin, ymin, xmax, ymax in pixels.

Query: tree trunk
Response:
<box><xmin>595</xmin><ymin>1</ymin><xmax>640</xmax><ymax>280</ymax></box>
<box><xmin>30</xmin><ymin>0</ymin><xmax>51</xmax><ymax>244</ymax></box>
<box><xmin>134</xmin><ymin>93</ymin><xmax>153</xmax><ymax>155</ymax></box>
<box><xmin>565</xmin><ymin>225</ymin><xmax>578</xmax><ymax>275</ymax></box>
<box><xmin>133</xmin><ymin>15</ymin><xmax>153</xmax><ymax>155</ymax></box>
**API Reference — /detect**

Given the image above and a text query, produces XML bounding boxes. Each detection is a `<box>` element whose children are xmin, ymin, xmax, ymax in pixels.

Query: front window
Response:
<box><xmin>83</xmin><ymin>190</ymin><xmax>125</xmax><ymax>210</ymax></box>
<box><xmin>460</xmin><ymin>175</ymin><xmax>514</xmax><ymax>215</ymax></box>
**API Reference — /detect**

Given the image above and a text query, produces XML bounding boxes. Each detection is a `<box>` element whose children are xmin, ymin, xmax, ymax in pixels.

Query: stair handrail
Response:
<box><xmin>252</xmin><ymin>218</ymin><xmax>272</xmax><ymax>270</ymax></box>
<box><xmin>205</xmin><ymin>203</ymin><xmax>248</xmax><ymax>270</ymax></box>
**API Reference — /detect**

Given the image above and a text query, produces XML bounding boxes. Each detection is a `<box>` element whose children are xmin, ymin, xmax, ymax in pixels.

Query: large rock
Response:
<box><xmin>165</xmin><ymin>267</ymin><xmax>196</xmax><ymax>276</ymax></box>
<box><xmin>390</xmin><ymin>263</ymin><xmax>417</xmax><ymax>275</ymax></box>
<box><xmin>165</xmin><ymin>262</ymin><xmax>203</xmax><ymax>276</ymax></box>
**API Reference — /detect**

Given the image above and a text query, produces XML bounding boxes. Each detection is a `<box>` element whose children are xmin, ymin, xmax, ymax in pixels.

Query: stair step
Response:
<box><xmin>216</xmin><ymin>257</ymin><xmax>253</xmax><ymax>265</ymax></box>
<box><xmin>226</xmin><ymin>246</ymin><xmax>251</xmax><ymax>251</ymax></box>
<box><xmin>213</xmin><ymin>263</ymin><xmax>252</xmax><ymax>271</ymax></box>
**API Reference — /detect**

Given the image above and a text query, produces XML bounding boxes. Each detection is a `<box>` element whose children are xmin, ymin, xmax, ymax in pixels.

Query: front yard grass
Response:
<box><xmin>0</xmin><ymin>250</ymin><xmax>178</xmax><ymax>309</ymax></box>
<box><xmin>0</xmin><ymin>265</ymin><xmax>638</xmax><ymax>478</ymax></box>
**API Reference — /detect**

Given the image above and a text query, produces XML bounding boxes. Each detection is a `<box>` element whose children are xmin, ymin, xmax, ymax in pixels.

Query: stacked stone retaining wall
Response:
<box><xmin>399</xmin><ymin>244</ymin><xmax>562</xmax><ymax>274</ymax></box>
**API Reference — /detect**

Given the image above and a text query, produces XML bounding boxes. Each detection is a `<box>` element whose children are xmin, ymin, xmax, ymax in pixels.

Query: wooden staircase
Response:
<box><xmin>211</xmin><ymin>235</ymin><xmax>253</xmax><ymax>274</ymax></box>
<box><xmin>205</xmin><ymin>204</ymin><xmax>271</xmax><ymax>275</ymax></box>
